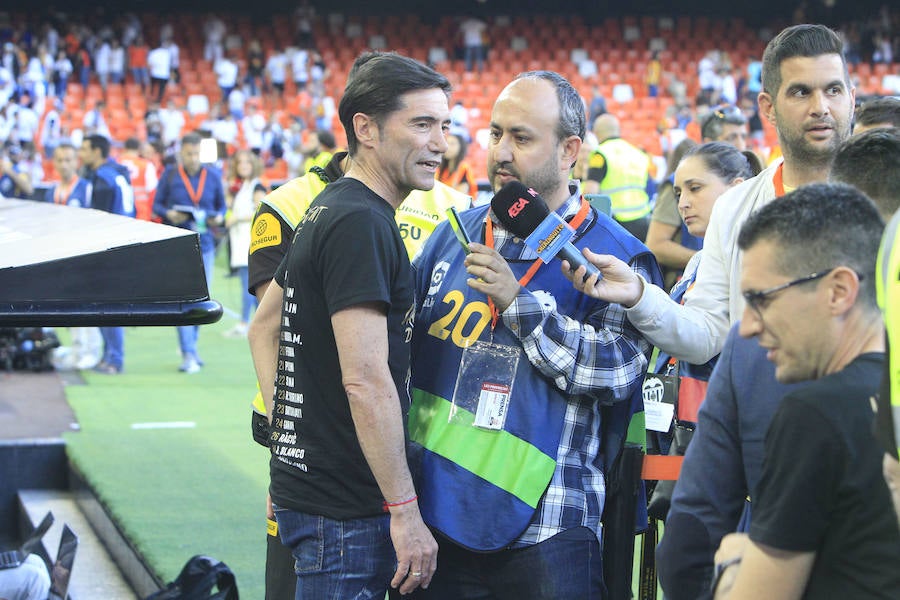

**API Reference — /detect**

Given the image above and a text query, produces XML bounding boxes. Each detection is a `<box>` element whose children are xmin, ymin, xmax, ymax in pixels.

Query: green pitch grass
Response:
<box><xmin>60</xmin><ymin>250</ymin><xmax>663</xmax><ymax>598</ymax></box>
<box><xmin>63</xmin><ymin>252</ymin><xmax>269</xmax><ymax>598</ymax></box>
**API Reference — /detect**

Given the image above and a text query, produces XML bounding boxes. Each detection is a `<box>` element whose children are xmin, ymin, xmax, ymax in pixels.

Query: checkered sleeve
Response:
<box><xmin>501</xmin><ymin>253</ymin><xmax>654</xmax><ymax>403</ymax></box>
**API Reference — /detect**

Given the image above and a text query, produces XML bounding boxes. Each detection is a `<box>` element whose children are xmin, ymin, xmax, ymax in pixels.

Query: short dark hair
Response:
<box><xmin>699</xmin><ymin>104</ymin><xmax>747</xmax><ymax>141</ymax></box>
<box><xmin>738</xmin><ymin>182</ymin><xmax>884</xmax><ymax>309</ymax></box>
<box><xmin>338</xmin><ymin>52</ymin><xmax>451</xmax><ymax>155</ymax></box>
<box><xmin>85</xmin><ymin>134</ymin><xmax>110</xmax><ymax>158</ymax></box>
<box><xmin>124</xmin><ymin>137</ymin><xmax>141</xmax><ymax>150</ymax></box>
<box><xmin>181</xmin><ymin>133</ymin><xmax>203</xmax><ymax>146</ymax></box>
<box><xmin>316</xmin><ymin>130</ymin><xmax>336</xmax><ymax>150</ymax></box>
<box><xmin>681</xmin><ymin>142</ymin><xmax>762</xmax><ymax>183</ymax></box>
<box><xmin>761</xmin><ymin>24</ymin><xmax>847</xmax><ymax>97</ymax></box>
<box><xmin>831</xmin><ymin>127</ymin><xmax>900</xmax><ymax>218</ymax></box>
<box><xmin>514</xmin><ymin>70</ymin><xmax>586</xmax><ymax>141</ymax></box>
<box><xmin>855</xmin><ymin>97</ymin><xmax>900</xmax><ymax>130</ymax></box>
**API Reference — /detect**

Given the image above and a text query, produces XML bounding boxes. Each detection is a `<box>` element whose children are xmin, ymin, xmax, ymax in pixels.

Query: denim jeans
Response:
<box><xmin>273</xmin><ymin>506</ymin><xmax>396</xmax><ymax>600</ymax></box>
<box><xmin>236</xmin><ymin>266</ymin><xmax>257</xmax><ymax>323</ymax></box>
<box><xmin>176</xmin><ymin>248</ymin><xmax>215</xmax><ymax>358</ymax></box>
<box><xmin>99</xmin><ymin>326</ymin><xmax>124</xmax><ymax>369</ymax></box>
<box><xmin>405</xmin><ymin>528</ymin><xmax>605</xmax><ymax>600</ymax></box>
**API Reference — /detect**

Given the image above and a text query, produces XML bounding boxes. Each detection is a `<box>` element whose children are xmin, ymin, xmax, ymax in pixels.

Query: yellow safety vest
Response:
<box><xmin>302</xmin><ymin>150</ymin><xmax>333</xmax><ymax>175</ymax></box>
<box><xmin>877</xmin><ymin>210</ymin><xmax>900</xmax><ymax>454</ymax></box>
<box><xmin>593</xmin><ymin>138</ymin><xmax>651</xmax><ymax>222</ymax></box>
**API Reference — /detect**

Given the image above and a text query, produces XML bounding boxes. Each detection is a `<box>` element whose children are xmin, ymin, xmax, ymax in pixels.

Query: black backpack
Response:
<box><xmin>145</xmin><ymin>555</ymin><xmax>238</xmax><ymax>600</ymax></box>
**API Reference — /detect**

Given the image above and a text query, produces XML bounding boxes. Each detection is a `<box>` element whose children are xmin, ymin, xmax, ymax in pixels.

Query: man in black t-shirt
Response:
<box><xmin>711</xmin><ymin>183</ymin><xmax>900</xmax><ymax>599</ymax></box>
<box><xmin>248</xmin><ymin>52</ymin><xmax>451</xmax><ymax>599</ymax></box>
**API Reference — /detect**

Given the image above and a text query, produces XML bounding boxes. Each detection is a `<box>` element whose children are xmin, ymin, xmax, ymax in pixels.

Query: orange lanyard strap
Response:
<box><xmin>484</xmin><ymin>197</ymin><xmax>591</xmax><ymax>329</ymax></box>
<box><xmin>178</xmin><ymin>165</ymin><xmax>208</xmax><ymax>206</ymax></box>
<box><xmin>772</xmin><ymin>162</ymin><xmax>785</xmax><ymax>198</ymax></box>
<box><xmin>54</xmin><ymin>178</ymin><xmax>77</xmax><ymax>205</ymax></box>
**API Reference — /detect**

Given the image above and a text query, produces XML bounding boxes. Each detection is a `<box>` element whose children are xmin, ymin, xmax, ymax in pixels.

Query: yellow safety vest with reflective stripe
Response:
<box><xmin>594</xmin><ymin>138</ymin><xmax>651</xmax><ymax>222</ymax></box>
<box><xmin>877</xmin><ymin>210</ymin><xmax>900</xmax><ymax>454</ymax></box>
<box><xmin>250</xmin><ymin>174</ymin><xmax>471</xmax><ymax>418</ymax></box>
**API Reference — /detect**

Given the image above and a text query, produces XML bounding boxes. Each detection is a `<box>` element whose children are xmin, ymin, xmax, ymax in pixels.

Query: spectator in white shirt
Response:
<box><xmin>215</xmin><ymin>55</ymin><xmax>239</xmax><ymax>103</ymax></box>
<box><xmin>147</xmin><ymin>44</ymin><xmax>171</xmax><ymax>103</ymax></box>
<box><xmin>227</xmin><ymin>86</ymin><xmax>246</xmax><ymax>119</ymax></box>
<box><xmin>40</xmin><ymin>98</ymin><xmax>64</xmax><ymax>158</ymax></box>
<box><xmin>241</xmin><ymin>102</ymin><xmax>266</xmax><ymax>154</ymax></box>
<box><xmin>166</xmin><ymin>38</ymin><xmax>180</xmax><ymax>85</ymax></box>
<box><xmin>289</xmin><ymin>47</ymin><xmax>309</xmax><ymax>91</ymax></box>
<box><xmin>94</xmin><ymin>40</ymin><xmax>111</xmax><ymax>90</ymax></box>
<box><xmin>13</xmin><ymin>94</ymin><xmax>40</xmax><ymax>146</ymax></box>
<box><xmin>266</xmin><ymin>49</ymin><xmax>287</xmax><ymax>97</ymax></box>
<box><xmin>51</xmin><ymin>50</ymin><xmax>72</xmax><ymax>99</ymax></box>
<box><xmin>203</xmin><ymin>15</ymin><xmax>226</xmax><ymax>63</ymax></box>
<box><xmin>82</xmin><ymin>100</ymin><xmax>110</xmax><ymax>139</ymax></box>
<box><xmin>160</xmin><ymin>99</ymin><xmax>185</xmax><ymax>147</ymax></box>
<box><xmin>109</xmin><ymin>39</ymin><xmax>126</xmax><ymax>84</ymax></box>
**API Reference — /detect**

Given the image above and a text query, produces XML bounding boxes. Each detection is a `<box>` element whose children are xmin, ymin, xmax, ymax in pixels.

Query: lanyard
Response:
<box><xmin>178</xmin><ymin>165</ymin><xmax>208</xmax><ymax>206</ymax></box>
<box><xmin>484</xmin><ymin>197</ymin><xmax>591</xmax><ymax>330</ymax></box>
<box><xmin>54</xmin><ymin>178</ymin><xmax>77</xmax><ymax>205</ymax></box>
<box><xmin>772</xmin><ymin>162</ymin><xmax>785</xmax><ymax>198</ymax></box>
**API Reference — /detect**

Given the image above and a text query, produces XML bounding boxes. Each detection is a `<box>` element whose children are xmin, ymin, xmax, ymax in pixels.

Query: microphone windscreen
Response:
<box><xmin>490</xmin><ymin>181</ymin><xmax>551</xmax><ymax>239</ymax></box>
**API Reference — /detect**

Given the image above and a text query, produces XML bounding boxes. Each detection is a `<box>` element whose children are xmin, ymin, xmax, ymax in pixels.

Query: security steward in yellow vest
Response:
<box><xmin>584</xmin><ymin>114</ymin><xmax>652</xmax><ymax>241</ymax></box>
<box><xmin>876</xmin><ymin>209</ymin><xmax>900</xmax><ymax>467</ymax></box>
<box><xmin>246</xmin><ymin>149</ymin><xmax>471</xmax><ymax>600</ymax></box>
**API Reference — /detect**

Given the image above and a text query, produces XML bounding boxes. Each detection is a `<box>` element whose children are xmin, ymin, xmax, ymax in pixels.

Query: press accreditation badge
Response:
<box><xmin>474</xmin><ymin>382</ymin><xmax>512</xmax><ymax>430</ymax></box>
<box><xmin>449</xmin><ymin>341</ymin><xmax>520</xmax><ymax>431</ymax></box>
<box><xmin>642</xmin><ymin>373</ymin><xmax>677</xmax><ymax>433</ymax></box>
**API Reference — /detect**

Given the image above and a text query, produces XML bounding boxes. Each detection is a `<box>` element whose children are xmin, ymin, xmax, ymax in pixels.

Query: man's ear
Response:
<box><xmin>827</xmin><ymin>267</ymin><xmax>861</xmax><ymax>316</ymax></box>
<box><xmin>758</xmin><ymin>91</ymin><xmax>776</xmax><ymax>128</ymax></box>
<box><xmin>561</xmin><ymin>135</ymin><xmax>581</xmax><ymax>172</ymax></box>
<box><xmin>352</xmin><ymin>112</ymin><xmax>378</xmax><ymax>150</ymax></box>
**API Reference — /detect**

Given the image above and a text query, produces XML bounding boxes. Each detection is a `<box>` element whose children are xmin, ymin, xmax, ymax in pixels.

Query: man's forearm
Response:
<box><xmin>346</xmin><ymin>377</ymin><xmax>417</xmax><ymax>502</ymax></box>
<box><xmin>248</xmin><ymin>281</ymin><xmax>283</xmax><ymax>421</ymax></box>
<box><xmin>333</xmin><ymin>306</ymin><xmax>417</xmax><ymax>502</ymax></box>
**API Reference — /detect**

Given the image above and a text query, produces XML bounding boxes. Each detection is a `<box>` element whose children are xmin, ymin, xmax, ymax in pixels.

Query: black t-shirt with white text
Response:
<box><xmin>269</xmin><ymin>177</ymin><xmax>414</xmax><ymax>520</ymax></box>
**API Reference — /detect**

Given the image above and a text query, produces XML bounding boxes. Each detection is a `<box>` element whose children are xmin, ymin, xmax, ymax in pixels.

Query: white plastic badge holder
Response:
<box><xmin>642</xmin><ymin>373</ymin><xmax>677</xmax><ymax>433</ymax></box>
<box><xmin>449</xmin><ymin>341</ymin><xmax>520</xmax><ymax>431</ymax></box>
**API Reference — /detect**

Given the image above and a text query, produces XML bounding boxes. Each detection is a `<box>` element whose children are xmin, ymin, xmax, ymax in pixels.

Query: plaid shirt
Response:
<box><xmin>491</xmin><ymin>184</ymin><xmax>655</xmax><ymax>547</ymax></box>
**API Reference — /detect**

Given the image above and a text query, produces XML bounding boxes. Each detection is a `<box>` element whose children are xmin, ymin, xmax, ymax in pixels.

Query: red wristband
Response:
<box><xmin>383</xmin><ymin>495</ymin><xmax>418</xmax><ymax>511</ymax></box>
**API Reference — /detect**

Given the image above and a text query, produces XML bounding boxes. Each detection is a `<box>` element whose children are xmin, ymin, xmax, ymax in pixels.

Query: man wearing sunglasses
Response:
<box><xmin>699</xmin><ymin>104</ymin><xmax>749</xmax><ymax>151</ymax></box>
<box><xmin>711</xmin><ymin>183</ymin><xmax>900</xmax><ymax>599</ymax></box>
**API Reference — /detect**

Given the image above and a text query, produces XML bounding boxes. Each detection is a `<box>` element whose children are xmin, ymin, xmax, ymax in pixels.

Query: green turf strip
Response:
<box><xmin>63</xmin><ymin>252</ymin><xmax>269</xmax><ymax>598</ymax></box>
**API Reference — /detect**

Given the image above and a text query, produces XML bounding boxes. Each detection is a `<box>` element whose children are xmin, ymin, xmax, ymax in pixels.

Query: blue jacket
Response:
<box><xmin>89</xmin><ymin>159</ymin><xmax>135</xmax><ymax>217</ymax></box>
<box><xmin>153</xmin><ymin>164</ymin><xmax>226</xmax><ymax>254</ymax></box>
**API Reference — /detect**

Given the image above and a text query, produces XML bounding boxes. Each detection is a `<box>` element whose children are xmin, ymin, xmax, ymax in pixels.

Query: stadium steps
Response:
<box><xmin>18</xmin><ymin>485</ymin><xmax>146</xmax><ymax>599</ymax></box>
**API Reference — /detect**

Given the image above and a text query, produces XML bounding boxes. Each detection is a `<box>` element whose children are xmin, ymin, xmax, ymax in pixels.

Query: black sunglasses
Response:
<box><xmin>742</xmin><ymin>268</ymin><xmax>864</xmax><ymax>317</ymax></box>
<box><xmin>742</xmin><ymin>269</ymin><xmax>832</xmax><ymax>317</ymax></box>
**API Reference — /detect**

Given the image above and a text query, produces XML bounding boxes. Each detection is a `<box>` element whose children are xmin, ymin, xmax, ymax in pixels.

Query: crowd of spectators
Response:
<box><xmin>0</xmin><ymin>6</ymin><xmax>893</xmax><ymax>199</ymax></box>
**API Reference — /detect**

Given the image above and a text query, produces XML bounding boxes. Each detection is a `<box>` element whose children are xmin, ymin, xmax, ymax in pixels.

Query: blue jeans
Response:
<box><xmin>177</xmin><ymin>248</ymin><xmax>215</xmax><ymax>358</ymax></box>
<box><xmin>236</xmin><ymin>266</ymin><xmax>257</xmax><ymax>323</ymax></box>
<box><xmin>273</xmin><ymin>506</ymin><xmax>396</xmax><ymax>600</ymax></box>
<box><xmin>406</xmin><ymin>528</ymin><xmax>604</xmax><ymax>599</ymax></box>
<box><xmin>132</xmin><ymin>67</ymin><xmax>149</xmax><ymax>88</ymax></box>
<box><xmin>100</xmin><ymin>326</ymin><xmax>124</xmax><ymax>369</ymax></box>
